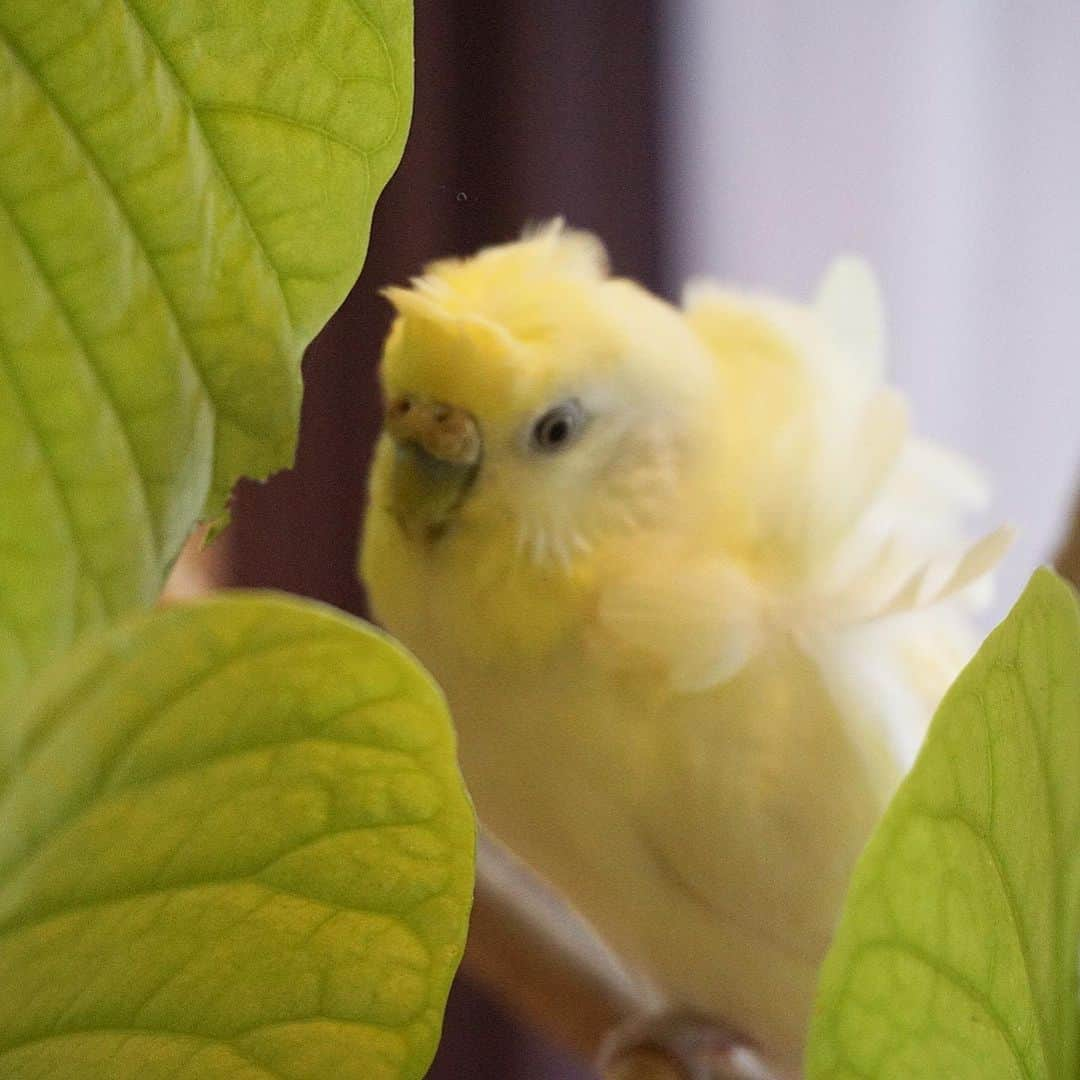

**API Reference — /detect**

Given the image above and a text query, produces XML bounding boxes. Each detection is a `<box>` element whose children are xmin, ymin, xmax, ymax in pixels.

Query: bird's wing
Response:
<box><xmin>595</xmin><ymin>518</ymin><xmax>1008</xmax><ymax>714</ymax></box>
<box><xmin>605</xmin><ymin>627</ymin><xmax>899</xmax><ymax>1045</ymax></box>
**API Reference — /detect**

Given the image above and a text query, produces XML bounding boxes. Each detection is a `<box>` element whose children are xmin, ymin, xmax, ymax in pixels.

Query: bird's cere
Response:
<box><xmin>386</xmin><ymin>396</ymin><xmax>482</xmax><ymax>467</ymax></box>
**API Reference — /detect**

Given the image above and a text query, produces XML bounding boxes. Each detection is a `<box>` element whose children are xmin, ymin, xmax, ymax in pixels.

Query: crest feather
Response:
<box><xmin>383</xmin><ymin>219</ymin><xmax>611</xmax><ymax>344</ymax></box>
<box><xmin>518</xmin><ymin>217</ymin><xmax>610</xmax><ymax>279</ymax></box>
<box><xmin>814</xmin><ymin>255</ymin><xmax>886</xmax><ymax>378</ymax></box>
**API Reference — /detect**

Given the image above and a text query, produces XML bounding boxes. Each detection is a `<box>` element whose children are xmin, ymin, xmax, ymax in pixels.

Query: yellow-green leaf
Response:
<box><xmin>0</xmin><ymin>0</ymin><xmax>412</xmax><ymax>701</ymax></box>
<box><xmin>0</xmin><ymin>592</ymin><xmax>474</xmax><ymax>1080</ymax></box>
<box><xmin>806</xmin><ymin>568</ymin><xmax>1080</xmax><ymax>1079</ymax></box>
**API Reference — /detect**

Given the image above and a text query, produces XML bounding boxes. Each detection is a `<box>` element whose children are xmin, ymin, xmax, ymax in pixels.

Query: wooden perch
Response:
<box><xmin>462</xmin><ymin>484</ymin><xmax>1080</xmax><ymax>1078</ymax></box>
<box><xmin>161</xmin><ymin>526</ymin><xmax>228</xmax><ymax>602</ymax></box>
<box><xmin>464</xmin><ymin>832</ymin><xmax>794</xmax><ymax>1080</ymax></box>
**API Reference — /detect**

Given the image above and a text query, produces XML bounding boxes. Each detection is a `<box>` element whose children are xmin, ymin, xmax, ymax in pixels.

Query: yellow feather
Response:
<box><xmin>360</xmin><ymin>224</ymin><xmax>1007</xmax><ymax>1065</ymax></box>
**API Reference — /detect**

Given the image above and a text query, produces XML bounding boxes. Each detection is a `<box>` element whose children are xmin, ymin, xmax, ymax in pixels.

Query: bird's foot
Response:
<box><xmin>596</xmin><ymin>1009</ymin><xmax>788</xmax><ymax>1080</ymax></box>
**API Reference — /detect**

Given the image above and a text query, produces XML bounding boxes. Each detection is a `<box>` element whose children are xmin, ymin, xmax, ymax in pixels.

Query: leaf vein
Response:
<box><xmin>0</xmin><ymin>337</ymin><xmax>106</xmax><ymax>624</ymax></box>
<box><xmin>0</xmin><ymin>23</ymin><xmax>274</xmax><ymax>453</ymax></box>
<box><xmin>0</xmin><ymin>190</ymin><xmax>161</xmax><ymax>556</ymax></box>
<box><xmin>115</xmin><ymin>0</ymin><xmax>297</xmax><ymax>331</ymax></box>
<box><xmin>0</xmin><ymin>630</ymin><xmax>355</xmax><ymax>885</ymax></box>
<box><xmin>853</xmin><ymin>939</ymin><xmax>1040</xmax><ymax>1080</ymax></box>
<box><xmin>919</xmin><ymin>806</ymin><xmax>1052</xmax><ymax>1077</ymax></box>
<box><xmin>0</xmin><ymin>859</ymin><xmax>440</xmax><ymax>953</ymax></box>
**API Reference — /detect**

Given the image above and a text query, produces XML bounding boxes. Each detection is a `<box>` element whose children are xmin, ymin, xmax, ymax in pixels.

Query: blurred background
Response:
<box><xmin>187</xmin><ymin>3</ymin><xmax>1080</xmax><ymax>1076</ymax></box>
<box><xmin>669</xmin><ymin>2</ymin><xmax>1080</xmax><ymax>617</ymax></box>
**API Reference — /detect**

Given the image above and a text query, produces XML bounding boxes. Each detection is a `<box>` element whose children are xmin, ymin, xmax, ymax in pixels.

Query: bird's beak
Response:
<box><xmin>383</xmin><ymin>396</ymin><xmax>482</xmax><ymax>542</ymax></box>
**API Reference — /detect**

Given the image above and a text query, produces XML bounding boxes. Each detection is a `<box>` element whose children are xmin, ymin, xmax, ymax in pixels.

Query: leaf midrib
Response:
<box><xmin>919</xmin><ymin>806</ymin><xmax>1050</xmax><ymax>1079</ymax></box>
<box><xmin>844</xmin><ymin>938</ymin><xmax>1039</xmax><ymax>1080</ymax></box>
<box><xmin>0</xmin><ymin>189</ymin><xmax>160</xmax><ymax>558</ymax></box>
<box><xmin>0</xmin><ymin>21</ymin><xmax>272</xmax><ymax>442</ymax></box>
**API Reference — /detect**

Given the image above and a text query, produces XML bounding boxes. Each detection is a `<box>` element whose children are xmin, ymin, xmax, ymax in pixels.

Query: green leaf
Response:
<box><xmin>806</xmin><ymin>568</ymin><xmax>1080</xmax><ymax>1080</ymax></box>
<box><xmin>0</xmin><ymin>0</ymin><xmax>412</xmax><ymax>701</ymax></box>
<box><xmin>0</xmin><ymin>592</ymin><xmax>474</xmax><ymax>1080</ymax></box>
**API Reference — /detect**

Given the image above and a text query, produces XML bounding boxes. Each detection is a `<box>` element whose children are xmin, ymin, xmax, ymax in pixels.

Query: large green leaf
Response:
<box><xmin>806</xmin><ymin>568</ymin><xmax>1080</xmax><ymax>1079</ymax></box>
<box><xmin>0</xmin><ymin>592</ymin><xmax>474</xmax><ymax>1079</ymax></box>
<box><xmin>0</xmin><ymin>0</ymin><xmax>412</xmax><ymax>701</ymax></box>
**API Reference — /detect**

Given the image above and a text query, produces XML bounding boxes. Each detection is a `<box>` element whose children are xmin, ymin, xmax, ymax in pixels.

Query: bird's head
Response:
<box><xmin>369</xmin><ymin>221</ymin><xmax>717</xmax><ymax>568</ymax></box>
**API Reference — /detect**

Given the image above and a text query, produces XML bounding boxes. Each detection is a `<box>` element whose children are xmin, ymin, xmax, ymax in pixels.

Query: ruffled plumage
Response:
<box><xmin>361</xmin><ymin>222</ymin><xmax>1009</xmax><ymax>1065</ymax></box>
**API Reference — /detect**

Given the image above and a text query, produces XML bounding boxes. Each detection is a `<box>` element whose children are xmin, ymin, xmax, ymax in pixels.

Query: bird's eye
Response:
<box><xmin>530</xmin><ymin>400</ymin><xmax>586</xmax><ymax>453</ymax></box>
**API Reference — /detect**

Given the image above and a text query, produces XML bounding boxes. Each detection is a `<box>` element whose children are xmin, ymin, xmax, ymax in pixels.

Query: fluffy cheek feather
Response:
<box><xmin>362</xmin><ymin>412</ymin><xmax>689</xmax><ymax>682</ymax></box>
<box><xmin>510</xmin><ymin>416</ymin><xmax>688</xmax><ymax>572</ymax></box>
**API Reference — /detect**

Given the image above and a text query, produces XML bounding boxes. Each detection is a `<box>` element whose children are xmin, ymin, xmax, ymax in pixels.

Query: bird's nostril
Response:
<box><xmin>387</xmin><ymin>398</ymin><xmax>481</xmax><ymax>466</ymax></box>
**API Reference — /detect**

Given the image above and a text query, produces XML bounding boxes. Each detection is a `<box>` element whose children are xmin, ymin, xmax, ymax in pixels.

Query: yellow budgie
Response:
<box><xmin>359</xmin><ymin>221</ymin><xmax>1008</xmax><ymax>1066</ymax></box>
